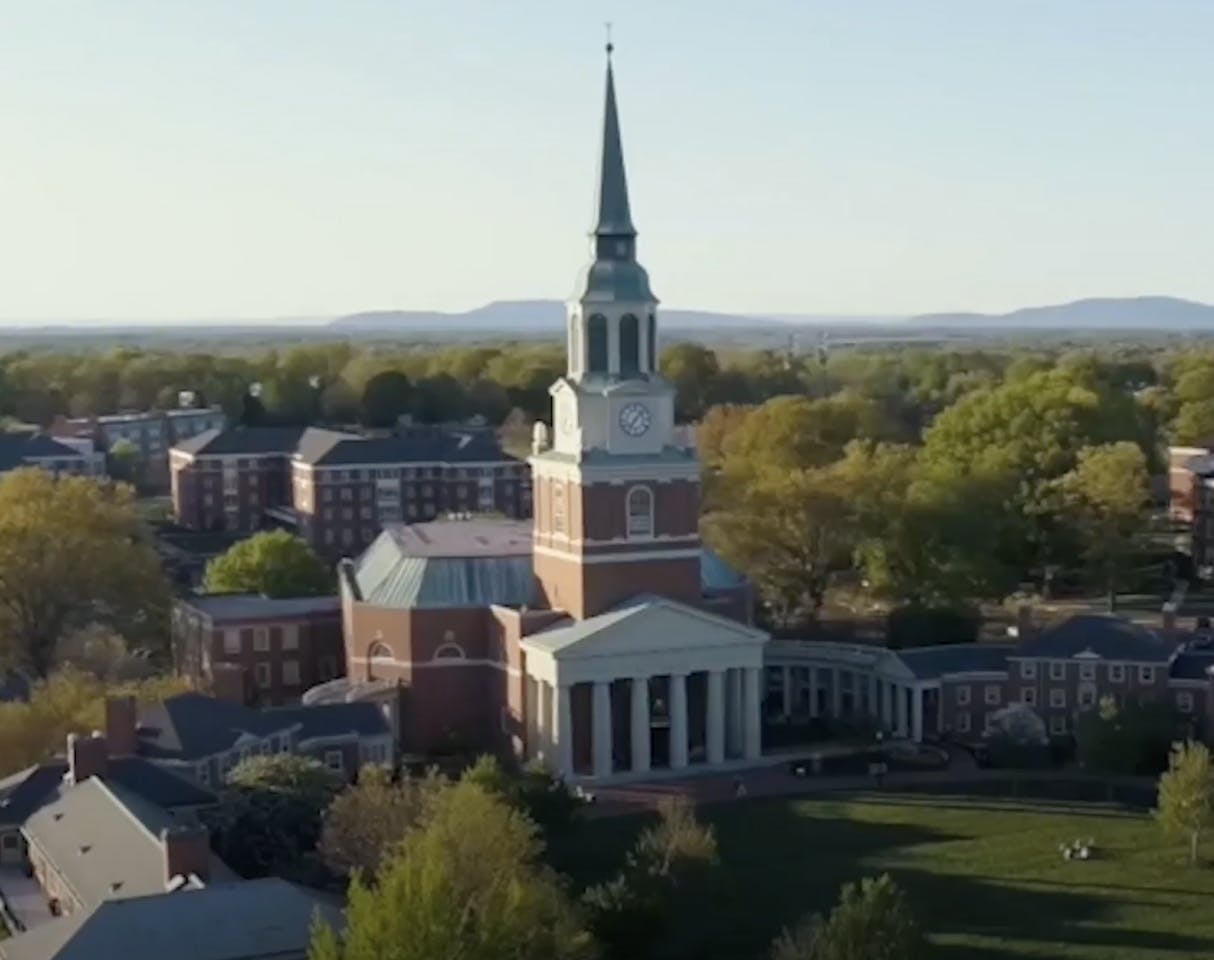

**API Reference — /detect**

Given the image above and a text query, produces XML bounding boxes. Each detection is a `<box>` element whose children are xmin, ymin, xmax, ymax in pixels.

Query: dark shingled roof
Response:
<box><xmin>896</xmin><ymin>644</ymin><xmax>1014</xmax><ymax>680</ymax></box>
<box><xmin>1016</xmin><ymin>614</ymin><xmax>1177</xmax><ymax>663</ymax></box>
<box><xmin>0</xmin><ymin>877</ymin><xmax>339</xmax><ymax>960</ymax></box>
<box><xmin>172</xmin><ymin>426</ymin><xmax>305</xmax><ymax>457</ymax></box>
<box><xmin>177</xmin><ymin>594</ymin><xmax>340</xmax><ymax>623</ymax></box>
<box><xmin>1170</xmin><ymin>648</ymin><xmax>1214</xmax><ymax>680</ymax></box>
<box><xmin>0</xmin><ymin>432</ymin><xmax>90</xmax><ymax>472</ymax></box>
<box><xmin>137</xmin><ymin>693</ymin><xmax>388</xmax><ymax>762</ymax></box>
<box><xmin>0</xmin><ymin>757</ymin><xmax>214</xmax><ymax>829</ymax></box>
<box><xmin>294</xmin><ymin>428</ymin><xmax>514</xmax><ymax>466</ymax></box>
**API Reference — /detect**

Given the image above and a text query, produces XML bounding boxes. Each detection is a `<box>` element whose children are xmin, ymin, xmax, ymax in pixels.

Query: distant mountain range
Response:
<box><xmin>331</xmin><ymin>296</ymin><xmax>1214</xmax><ymax>333</ymax></box>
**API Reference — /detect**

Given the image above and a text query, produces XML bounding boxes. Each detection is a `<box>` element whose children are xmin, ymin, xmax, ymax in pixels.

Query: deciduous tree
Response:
<box><xmin>0</xmin><ymin>469</ymin><xmax>169</xmax><ymax>676</ymax></box>
<box><xmin>203</xmin><ymin>530</ymin><xmax>332</xmax><ymax>598</ymax></box>
<box><xmin>771</xmin><ymin>874</ymin><xmax>924</xmax><ymax>960</ymax></box>
<box><xmin>1157</xmin><ymin>740</ymin><xmax>1214</xmax><ymax>866</ymax></box>
<box><xmin>310</xmin><ymin>778</ymin><xmax>594</xmax><ymax>960</ymax></box>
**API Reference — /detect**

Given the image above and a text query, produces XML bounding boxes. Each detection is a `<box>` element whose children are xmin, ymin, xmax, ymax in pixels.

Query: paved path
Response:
<box><xmin>0</xmin><ymin>866</ymin><xmax>54</xmax><ymax>932</ymax></box>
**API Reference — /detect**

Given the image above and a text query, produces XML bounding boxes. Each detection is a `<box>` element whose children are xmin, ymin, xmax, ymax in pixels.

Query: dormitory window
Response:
<box><xmin>626</xmin><ymin>486</ymin><xmax>653</xmax><ymax>538</ymax></box>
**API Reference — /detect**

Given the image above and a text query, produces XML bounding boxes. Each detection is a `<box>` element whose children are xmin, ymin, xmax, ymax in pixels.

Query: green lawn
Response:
<box><xmin>554</xmin><ymin>792</ymin><xmax>1214</xmax><ymax>960</ymax></box>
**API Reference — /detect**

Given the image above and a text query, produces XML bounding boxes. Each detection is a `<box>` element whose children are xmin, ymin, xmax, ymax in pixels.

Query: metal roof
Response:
<box><xmin>0</xmin><ymin>877</ymin><xmax>340</xmax><ymax>960</ymax></box>
<box><xmin>1170</xmin><ymin>648</ymin><xmax>1214</xmax><ymax>680</ymax></box>
<box><xmin>0</xmin><ymin>433</ymin><xmax>89</xmax><ymax>472</ymax></box>
<box><xmin>172</xmin><ymin>426</ymin><xmax>305</xmax><ymax>457</ymax></box>
<box><xmin>592</xmin><ymin>57</ymin><xmax>635</xmax><ymax>239</ymax></box>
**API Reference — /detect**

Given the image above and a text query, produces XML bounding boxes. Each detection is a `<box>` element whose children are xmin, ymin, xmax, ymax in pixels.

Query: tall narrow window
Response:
<box><xmin>647</xmin><ymin>314</ymin><xmax>657</xmax><ymax>373</ymax></box>
<box><xmin>626</xmin><ymin>486</ymin><xmax>653</xmax><ymax>538</ymax></box>
<box><xmin>619</xmin><ymin>314</ymin><xmax>640</xmax><ymax>375</ymax></box>
<box><xmin>586</xmin><ymin>314</ymin><xmax>608</xmax><ymax>373</ymax></box>
<box><xmin>552</xmin><ymin>483</ymin><xmax>566</xmax><ymax>534</ymax></box>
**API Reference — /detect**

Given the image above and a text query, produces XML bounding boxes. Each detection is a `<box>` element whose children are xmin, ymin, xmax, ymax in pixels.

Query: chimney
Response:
<box><xmin>161</xmin><ymin>826</ymin><xmax>210</xmax><ymax>887</ymax></box>
<box><xmin>67</xmin><ymin>732</ymin><xmax>108</xmax><ymax>784</ymax></box>
<box><xmin>1162</xmin><ymin>602</ymin><xmax>1178</xmax><ymax>640</ymax></box>
<box><xmin>1015</xmin><ymin>604</ymin><xmax>1034</xmax><ymax>642</ymax></box>
<box><xmin>105</xmin><ymin>696</ymin><xmax>138</xmax><ymax>757</ymax></box>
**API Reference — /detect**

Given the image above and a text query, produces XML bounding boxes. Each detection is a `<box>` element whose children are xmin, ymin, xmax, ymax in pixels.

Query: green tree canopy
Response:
<box><xmin>0</xmin><ymin>469</ymin><xmax>170</xmax><ymax>676</ymax></box>
<box><xmin>203</xmin><ymin>530</ymin><xmax>332</xmax><ymax>598</ymax></box>
<box><xmin>1157</xmin><ymin>740</ymin><xmax>1214</xmax><ymax>866</ymax></box>
<box><xmin>360</xmin><ymin>369</ymin><xmax>413</xmax><ymax>428</ymax></box>
<box><xmin>310</xmin><ymin>778</ymin><xmax>594</xmax><ymax>960</ymax></box>
<box><xmin>211</xmin><ymin>753</ymin><xmax>343</xmax><ymax>881</ymax></box>
<box><xmin>771</xmin><ymin>874</ymin><xmax>924</xmax><ymax>960</ymax></box>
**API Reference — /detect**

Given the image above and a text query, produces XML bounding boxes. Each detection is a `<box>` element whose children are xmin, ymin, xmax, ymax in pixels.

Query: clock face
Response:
<box><xmin>618</xmin><ymin>402</ymin><xmax>652</xmax><ymax>438</ymax></box>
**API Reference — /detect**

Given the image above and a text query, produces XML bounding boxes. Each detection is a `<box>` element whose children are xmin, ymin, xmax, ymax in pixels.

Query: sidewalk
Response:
<box><xmin>0</xmin><ymin>866</ymin><xmax>54</xmax><ymax>933</ymax></box>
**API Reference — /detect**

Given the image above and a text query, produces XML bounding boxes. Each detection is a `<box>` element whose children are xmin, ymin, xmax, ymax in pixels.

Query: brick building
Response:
<box><xmin>54</xmin><ymin>404</ymin><xmax>226</xmax><ymax>489</ymax></box>
<box><xmin>171</xmin><ymin>594</ymin><xmax>344</xmax><ymax>706</ymax></box>
<box><xmin>764</xmin><ymin>610</ymin><xmax>1214</xmax><ymax>744</ymax></box>
<box><xmin>169</xmin><ymin>425</ymin><xmax>528</xmax><ymax>558</ymax></box>
<box><xmin>1169</xmin><ymin>444</ymin><xmax>1214</xmax><ymax>570</ymax></box>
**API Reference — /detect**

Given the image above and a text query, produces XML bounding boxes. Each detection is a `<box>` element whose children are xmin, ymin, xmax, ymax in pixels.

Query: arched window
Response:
<box><xmin>626</xmin><ymin>486</ymin><xmax>653</xmax><ymax>539</ymax></box>
<box><xmin>369</xmin><ymin>642</ymin><xmax>393</xmax><ymax>661</ymax></box>
<box><xmin>647</xmin><ymin>314</ymin><xmax>657</xmax><ymax>373</ymax></box>
<box><xmin>619</xmin><ymin>314</ymin><xmax>639</xmax><ymax>375</ymax></box>
<box><xmin>587</xmin><ymin>314</ymin><xmax>608</xmax><ymax>374</ymax></box>
<box><xmin>552</xmin><ymin>482</ymin><xmax>566</xmax><ymax>535</ymax></box>
<box><xmin>433</xmin><ymin>642</ymin><xmax>466</xmax><ymax>660</ymax></box>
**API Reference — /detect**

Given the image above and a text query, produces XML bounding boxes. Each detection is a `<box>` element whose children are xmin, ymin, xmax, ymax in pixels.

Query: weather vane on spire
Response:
<box><xmin>605</xmin><ymin>21</ymin><xmax>613</xmax><ymax>55</ymax></box>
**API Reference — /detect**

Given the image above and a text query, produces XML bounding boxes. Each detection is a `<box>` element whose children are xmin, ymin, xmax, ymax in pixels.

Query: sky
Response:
<box><xmin>3</xmin><ymin>0</ymin><xmax>1214</xmax><ymax>322</ymax></box>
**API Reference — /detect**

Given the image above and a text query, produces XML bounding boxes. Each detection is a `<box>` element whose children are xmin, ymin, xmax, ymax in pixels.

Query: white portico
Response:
<box><xmin>521</xmin><ymin>595</ymin><xmax>767</xmax><ymax>782</ymax></box>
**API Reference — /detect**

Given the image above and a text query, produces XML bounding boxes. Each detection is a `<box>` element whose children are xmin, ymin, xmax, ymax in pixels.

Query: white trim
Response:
<box><xmin>530</xmin><ymin>455</ymin><xmax>700</xmax><ymax>486</ymax></box>
<box><xmin>535</xmin><ymin>532</ymin><xmax>700</xmax><ymax>548</ymax></box>
<box><xmin>1168</xmin><ymin>679</ymin><xmax>1209</xmax><ymax>689</ymax></box>
<box><xmin>532</xmin><ymin>543</ymin><xmax>701</xmax><ymax>564</ymax></box>
<box><xmin>350</xmin><ymin>655</ymin><xmax>522</xmax><ymax>677</ymax></box>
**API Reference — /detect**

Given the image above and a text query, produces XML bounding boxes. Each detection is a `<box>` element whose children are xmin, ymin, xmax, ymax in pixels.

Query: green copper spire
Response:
<box><xmin>592</xmin><ymin>47</ymin><xmax>635</xmax><ymax>238</ymax></box>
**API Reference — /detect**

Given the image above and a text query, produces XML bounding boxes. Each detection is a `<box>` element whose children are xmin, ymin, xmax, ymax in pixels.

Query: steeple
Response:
<box><xmin>592</xmin><ymin>46</ymin><xmax>635</xmax><ymax>239</ymax></box>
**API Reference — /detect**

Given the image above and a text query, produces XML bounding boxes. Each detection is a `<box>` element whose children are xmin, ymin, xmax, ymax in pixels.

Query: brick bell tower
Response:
<box><xmin>531</xmin><ymin>44</ymin><xmax>702</xmax><ymax>621</ymax></box>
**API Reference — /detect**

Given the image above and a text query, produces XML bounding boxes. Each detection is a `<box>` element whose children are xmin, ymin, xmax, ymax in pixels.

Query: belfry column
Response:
<box><xmin>592</xmin><ymin>681</ymin><xmax>613</xmax><ymax>778</ymax></box>
<box><xmin>706</xmin><ymin>669</ymin><xmax>726</xmax><ymax>765</ymax></box>
<box><xmin>670</xmin><ymin>673</ymin><xmax>689</xmax><ymax>769</ymax></box>
<box><xmin>630</xmin><ymin>676</ymin><xmax>651</xmax><ymax>773</ymax></box>
<box><xmin>743</xmin><ymin>666</ymin><xmax>762</xmax><ymax>760</ymax></box>
<box><xmin>555</xmin><ymin>682</ymin><xmax>574</xmax><ymax>777</ymax></box>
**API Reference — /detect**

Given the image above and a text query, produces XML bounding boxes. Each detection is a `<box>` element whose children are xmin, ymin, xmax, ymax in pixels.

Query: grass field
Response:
<box><xmin>555</xmin><ymin>792</ymin><xmax>1214</xmax><ymax>960</ymax></box>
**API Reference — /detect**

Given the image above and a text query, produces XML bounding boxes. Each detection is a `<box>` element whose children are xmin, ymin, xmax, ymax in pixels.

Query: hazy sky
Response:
<box><xmin>3</xmin><ymin>1</ymin><xmax>1214</xmax><ymax>322</ymax></box>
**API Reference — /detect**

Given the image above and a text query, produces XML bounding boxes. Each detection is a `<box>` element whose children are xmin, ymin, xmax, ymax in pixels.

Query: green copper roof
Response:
<box><xmin>592</xmin><ymin>58</ymin><xmax>635</xmax><ymax>238</ymax></box>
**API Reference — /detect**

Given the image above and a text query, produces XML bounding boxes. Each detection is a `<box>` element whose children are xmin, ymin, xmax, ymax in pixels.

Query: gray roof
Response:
<box><xmin>896</xmin><ymin>644</ymin><xmax>1014</xmax><ymax>680</ymax></box>
<box><xmin>1017</xmin><ymin>615</ymin><xmax>1177</xmax><ymax>663</ymax></box>
<box><xmin>0</xmin><ymin>759</ymin><xmax>214</xmax><ymax>829</ymax></box>
<box><xmin>172</xmin><ymin>426</ymin><xmax>305</xmax><ymax>457</ymax></box>
<box><xmin>0</xmin><ymin>878</ymin><xmax>340</xmax><ymax>960</ymax></box>
<box><xmin>593</xmin><ymin>57</ymin><xmax>635</xmax><ymax>238</ymax></box>
<box><xmin>351</xmin><ymin>519</ymin><xmax>748</xmax><ymax>610</ymax></box>
<box><xmin>178</xmin><ymin>594</ymin><xmax>340</xmax><ymax>623</ymax></box>
<box><xmin>1170</xmin><ymin>648</ymin><xmax>1214</xmax><ymax>680</ymax></box>
<box><xmin>353</xmin><ymin>521</ymin><xmax>536</xmax><ymax>609</ymax></box>
<box><xmin>22</xmin><ymin>779</ymin><xmax>233</xmax><ymax>910</ymax></box>
<box><xmin>137</xmin><ymin>693</ymin><xmax>388</xmax><ymax>762</ymax></box>
<box><xmin>295</xmin><ymin>427</ymin><xmax>513</xmax><ymax>467</ymax></box>
<box><xmin>0</xmin><ymin>433</ymin><xmax>89</xmax><ymax>472</ymax></box>
<box><xmin>138</xmin><ymin>694</ymin><xmax>289</xmax><ymax>760</ymax></box>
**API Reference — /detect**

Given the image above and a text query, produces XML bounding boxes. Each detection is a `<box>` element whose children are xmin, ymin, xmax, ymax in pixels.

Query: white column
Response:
<box><xmin>727</xmin><ymin>668</ymin><xmax>743</xmax><ymax>756</ymax></box>
<box><xmin>809</xmin><ymin>666</ymin><xmax>820</xmax><ymax>718</ymax></box>
<box><xmin>831</xmin><ymin>668</ymin><xmax>842</xmax><ymax>717</ymax></box>
<box><xmin>868</xmin><ymin>674</ymin><xmax>879</xmax><ymax>721</ymax></box>
<box><xmin>630</xmin><ymin>676</ymin><xmax>651</xmax><ymax>774</ymax></box>
<box><xmin>528</xmin><ymin>678</ymin><xmax>542</xmax><ymax>761</ymax></box>
<box><xmin>670</xmin><ymin>673</ymin><xmax>689</xmax><ymax>769</ymax></box>
<box><xmin>555</xmin><ymin>683</ymin><xmax>574</xmax><ymax>777</ymax></box>
<box><xmin>911</xmin><ymin>686</ymin><xmax>924</xmax><ymax>743</ymax></box>
<box><xmin>781</xmin><ymin>666</ymin><xmax>792</xmax><ymax>717</ymax></box>
<box><xmin>707</xmin><ymin>669</ymin><xmax>726</xmax><ymax>765</ymax></box>
<box><xmin>592</xmin><ymin>681</ymin><xmax>613</xmax><ymax>778</ymax></box>
<box><xmin>743</xmin><ymin>666</ymin><xmax>762</xmax><ymax>760</ymax></box>
<box><xmin>896</xmin><ymin>685</ymin><xmax>909</xmax><ymax>738</ymax></box>
<box><xmin>882</xmin><ymin>680</ymin><xmax>894</xmax><ymax>729</ymax></box>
